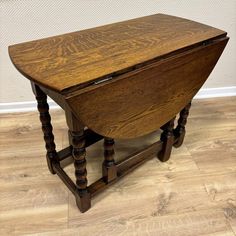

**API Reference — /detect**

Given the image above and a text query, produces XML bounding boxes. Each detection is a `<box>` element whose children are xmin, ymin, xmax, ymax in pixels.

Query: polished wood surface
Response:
<box><xmin>66</xmin><ymin>111</ymin><xmax>91</xmax><ymax>212</ymax></box>
<box><xmin>8</xmin><ymin>14</ymin><xmax>229</xmax><ymax>140</ymax></box>
<box><xmin>1</xmin><ymin>97</ymin><xmax>235</xmax><ymax>235</ymax></box>
<box><xmin>158</xmin><ymin>117</ymin><xmax>175</xmax><ymax>162</ymax></box>
<box><xmin>102</xmin><ymin>138</ymin><xmax>117</xmax><ymax>183</ymax></box>
<box><xmin>8</xmin><ymin>14</ymin><xmax>230</xmax><ymax>213</ymax></box>
<box><xmin>9</xmin><ymin>14</ymin><xmax>226</xmax><ymax>93</ymax></box>
<box><xmin>67</xmin><ymin>38</ymin><xmax>228</xmax><ymax>138</ymax></box>
<box><xmin>174</xmin><ymin>102</ymin><xmax>192</xmax><ymax>147</ymax></box>
<box><xmin>32</xmin><ymin>84</ymin><xmax>59</xmax><ymax>174</ymax></box>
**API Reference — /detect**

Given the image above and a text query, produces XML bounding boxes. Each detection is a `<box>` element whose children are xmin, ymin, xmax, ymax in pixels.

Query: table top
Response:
<box><xmin>9</xmin><ymin>14</ymin><xmax>226</xmax><ymax>94</ymax></box>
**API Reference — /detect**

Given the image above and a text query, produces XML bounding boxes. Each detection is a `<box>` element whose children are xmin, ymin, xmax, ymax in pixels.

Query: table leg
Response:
<box><xmin>103</xmin><ymin>138</ymin><xmax>117</xmax><ymax>183</ymax></box>
<box><xmin>66</xmin><ymin>111</ymin><xmax>91</xmax><ymax>212</ymax></box>
<box><xmin>157</xmin><ymin>117</ymin><xmax>175</xmax><ymax>162</ymax></box>
<box><xmin>31</xmin><ymin>83</ymin><xmax>58</xmax><ymax>174</ymax></box>
<box><xmin>174</xmin><ymin>102</ymin><xmax>192</xmax><ymax>148</ymax></box>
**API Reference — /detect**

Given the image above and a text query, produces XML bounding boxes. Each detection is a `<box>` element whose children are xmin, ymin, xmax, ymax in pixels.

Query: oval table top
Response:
<box><xmin>8</xmin><ymin>14</ymin><xmax>226</xmax><ymax>94</ymax></box>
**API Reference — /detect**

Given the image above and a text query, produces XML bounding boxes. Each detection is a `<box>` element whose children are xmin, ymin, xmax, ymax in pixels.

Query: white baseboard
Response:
<box><xmin>0</xmin><ymin>100</ymin><xmax>59</xmax><ymax>113</ymax></box>
<box><xmin>1</xmin><ymin>86</ymin><xmax>236</xmax><ymax>113</ymax></box>
<box><xmin>194</xmin><ymin>86</ymin><xmax>236</xmax><ymax>99</ymax></box>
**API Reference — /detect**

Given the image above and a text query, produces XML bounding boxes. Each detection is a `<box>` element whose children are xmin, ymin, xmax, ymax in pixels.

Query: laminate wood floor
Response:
<box><xmin>0</xmin><ymin>97</ymin><xmax>235</xmax><ymax>236</ymax></box>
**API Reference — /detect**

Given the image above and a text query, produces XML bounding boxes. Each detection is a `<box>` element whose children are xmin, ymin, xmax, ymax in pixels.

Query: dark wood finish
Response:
<box><xmin>89</xmin><ymin>140</ymin><xmax>164</xmax><ymax>197</ymax></box>
<box><xmin>9</xmin><ymin>14</ymin><xmax>226</xmax><ymax>93</ymax></box>
<box><xmin>66</xmin><ymin>111</ymin><xmax>91</xmax><ymax>212</ymax></box>
<box><xmin>8</xmin><ymin>14</ymin><xmax>229</xmax><ymax>213</ymax></box>
<box><xmin>158</xmin><ymin>117</ymin><xmax>176</xmax><ymax>162</ymax></box>
<box><xmin>53</xmin><ymin>162</ymin><xmax>78</xmax><ymax>195</ymax></box>
<box><xmin>174</xmin><ymin>102</ymin><xmax>192</xmax><ymax>148</ymax></box>
<box><xmin>69</xmin><ymin>129</ymin><xmax>88</xmax><ymax>189</ymax></box>
<box><xmin>51</xmin><ymin>140</ymin><xmax>164</xmax><ymax>207</ymax></box>
<box><xmin>83</xmin><ymin>129</ymin><xmax>103</xmax><ymax>147</ymax></box>
<box><xmin>102</xmin><ymin>138</ymin><xmax>117</xmax><ymax>183</ymax></box>
<box><xmin>58</xmin><ymin>129</ymin><xmax>103</xmax><ymax>168</ymax></box>
<box><xmin>31</xmin><ymin>83</ymin><xmax>58</xmax><ymax>174</ymax></box>
<box><xmin>57</xmin><ymin>129</ymin><xmax>103</xmax><ymax>163</ymax></box>
<box><xmin>68</xmin><ymin>38</ymin><xmax>228</xmax><ymax>138</ymax></box>
<box><xmin>116</xmin><ymin>140</ymin><xmax>164</xmax><ymax>175</ymax></box>
<box><xmin>57</xmin><ymin>146</ymin><xmax>72</xmax><ymax>161</ymax></box>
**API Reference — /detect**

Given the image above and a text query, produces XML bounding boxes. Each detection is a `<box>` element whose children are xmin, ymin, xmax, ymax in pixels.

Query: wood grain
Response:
<box><xmin>22</xmin><ymin>210</ymin><xmax>235</xmax><ymax>236</ymax></box>
<box><xmin>67</xmin><ymin>38</ymin><xmax>228</xmax><ymax>138</ymax></box>
<box><xmin>0</xmin><ymin>97</ymin><xmax>235</xmax><ymax>235</ymax></box>
<box><xmin>8</xmin><ymin>14</ymin><xmax>226</xmax><ymax>93</ymax></box>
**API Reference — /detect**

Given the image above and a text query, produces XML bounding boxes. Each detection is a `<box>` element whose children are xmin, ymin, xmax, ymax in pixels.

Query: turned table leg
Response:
<box><xmin>31</xmin><ymin>83</ymin><xmax>58</xmax><ymax>174</ymax></box>
<box><xmin>103</xmin><ymin>138</ymin><xmax>117</xmax><ymax>183</ymax></box>
<box><xmin>158</xmin><ymin>117</ymin><xmax>175</xmax><ymax>162</ymax></box>
<box><xmin>174</xmin><ymin>102</ymin><xmax>192</xmax><ymax>148</ymax></box>
<box><xmin>66</xmin><ymin>111</ymin><xmax>91</xmax><ymax>212</ymax></box>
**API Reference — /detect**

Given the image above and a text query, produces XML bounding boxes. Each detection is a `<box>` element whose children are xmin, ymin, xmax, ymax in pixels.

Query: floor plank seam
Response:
<box><xmin>1</xmin><ymin>97</ymin><xmax>235</xmax><ymax>235</ymax></box>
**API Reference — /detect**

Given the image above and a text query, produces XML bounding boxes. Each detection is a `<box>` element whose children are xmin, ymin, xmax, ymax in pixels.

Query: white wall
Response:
<box><xmin>0</xmin><ymin>0</ymin><xmax>236</xmax><ymax>103</ymax></box>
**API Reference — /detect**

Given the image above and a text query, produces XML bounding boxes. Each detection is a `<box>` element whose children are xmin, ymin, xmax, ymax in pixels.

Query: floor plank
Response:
<box><xmin>0</xmin><ymin>97</ymin><xmax>235</xmax><ymax>236</ymax></box>
<box><xmin>27</xmin><ymin>210</ymin><xmax>234</xmax><ymax>236</ymax></box>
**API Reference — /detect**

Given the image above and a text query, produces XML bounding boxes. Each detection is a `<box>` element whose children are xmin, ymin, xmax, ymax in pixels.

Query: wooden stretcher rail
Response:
<box><xmin>53</xmin><ymin>162</ymin><xmax>78</xmax><ymax>195</ymax></box>
<box><xmin>52</xmin><ymin>134</ymin><xmax>184</xmax><ymax>200</ymax></box>
<box><xmin>53</xmin><ymin>140</ymin><xmax>164</xmax><ymax>198</ymax></box>
<box><xmin>57</xmin><ymin>129</ymin><xmax>103</xmax><ymax>162</ymax></box>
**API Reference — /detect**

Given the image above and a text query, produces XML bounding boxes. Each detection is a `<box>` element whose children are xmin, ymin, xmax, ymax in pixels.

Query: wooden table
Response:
<box><xmin>9</xmin><ymin>14</ymin><xmax>229</xmax><ymax>213</ymax></box>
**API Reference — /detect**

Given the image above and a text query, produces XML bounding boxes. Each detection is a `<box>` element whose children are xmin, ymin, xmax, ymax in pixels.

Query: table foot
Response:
<box><xmin>75</xmin><ymin>190</ymin><xmax>91</xmax><ymax>213</ymax></box>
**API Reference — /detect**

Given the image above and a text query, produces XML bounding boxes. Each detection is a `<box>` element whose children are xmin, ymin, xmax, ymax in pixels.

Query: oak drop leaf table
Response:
<box><xmin>9</xmin><ymin>14</ymin><xmax>229</xmax><ymax>213</ymax></box>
